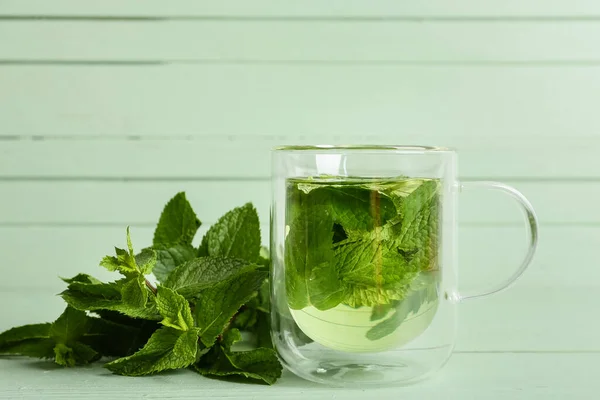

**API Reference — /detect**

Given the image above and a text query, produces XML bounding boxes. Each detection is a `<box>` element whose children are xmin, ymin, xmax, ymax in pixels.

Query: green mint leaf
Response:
<box><xmin>101</xmin><ymin>228</ymin><xmax>155</xmax><ymax>277</ymax></box>
<box><xmin>221</xmin><ymin>328</ymin><xmax>242</xmax><ymax>351</ymax></box>
<box><xmin>164</xmin><ymin>257</ymin><xmax>254</xmax><ymax>299</ymax></box>
<box><xmin>88</xmin><ymin>312</ymin><xmax>161</xmax><ymax>357</ymax></box>
<box><xmin>194</xmin><ymin>345</ymin><xmax>282</xmax><ymax>385</ymax></box>
<box><xmin>53</xmin><ymin>342</ymin><xmax>99</xmax><ymax>367</ymax></box>
<box><xmin>254</xmin><ymin>312</ymin><xmax>273</xmax><ymax>349</ymax></box>
<box><xmin>156</xmin><ymin>286</ymin><xmax>194</xmax><ymax>331</ymax></box>
<box><xmin>370</xmin><ymin>302</ymin><xmax>394</xmax><ymax>321</ymax></box>
<box><xmin>284</xmin><ymin>205</ymin><xmax>335</xmax><ymax>310</ymax></box>
<box><xmin>0</xmin><ymin>308</ymin><xmax>102</xmax><ymax>365</ymax></box>
<box><xmin>257</xmin><ymin>246</ymin><xmax>270</xmax><ymax>267</ymax></box>
<box><xmin>152</xmin><ymin>244</ymin><xmax>196</xmax><ymax>283</ymax></box>
<box><xmin>232</xmin><ymin>307</ymin><xmax>257</xmax><ymax>330</ymax></box>
<box><xmin>100</xmin><ymin>249</ymin><xmax>136</xmax><ymax>275</ymax></box>
<box><xmin>0</xmin><ymin>323</ymin><xmax>55</xmax><ymax>359</ymax></box>
<box><xmin>232</xmin><ymin>279</ymin><xmax>273</xmax><ymax>349</ymax></box>
<box><xmin>135</xmin><ymin>248</ymin><xmax>157</xmax><ymax>275</ymax></box>
<box><xmin>105</xmin><ymin>327</ymin><xmax>199</xmax><ymax>376</ymax></box>
<box><xmin>61</xmin><ymin>280</ymin><xmax>160</xmax><ymax>320</ymax></box>
<box><xmin>50</xmin><ymin>306</ymin><xmax>90</xmax><ymax>344</ymax></box>
<box><xmin>333</xmin><ymin>237</ymin><xmax>417</xmax><ymax>308</ymax></box>
<box><xmin>257</xmin><ymin>279</ymin><xmax>270</xmax><ymax>313</ymax></box>
<box><xmin>0</xmin><ymin>338</ymin><xmax>56</xmax><ymax>359</ymax></box>
<box><xmin>306</xmin><ymin>262</ymin><xmax>345</xmax><ymax>311</ymax></box>
<box><xmin>0</xmin><ymin>323</ymin><xmax>51</xmax><ymax>345</ymax></box>
<box><xmin>314</xmin><ymin>187</ymin><xmax>397</xmax><ymax>234</ymax></box>
<box><xmin>61</xmin><ymin>274</ymin><xmax>102</xmax><ymax>285</ymax></box>
<box><xmin>49</xmin><ymin>307</ymin><xmax>100</xmax><ymax>365</ymax></box>
<box><xmin>153</xmin><ymin>192</ymin><xmax>201</xmax><ymax>247</ymax></box>
<box><xmin>197</xmin><ymin>234</ymin><xmax>209</xmax><ymax>257</ymax></box>
<box><xmin>80</xmin><ymin>317</ymin><xmax>141</xmax><ymax>357</ymax></box>
<box><xmin>195</xmin><ymin>268</ymin><xmax>268</xmax><ymax>347</ymax></box>
<box><xmin>121</xmin><ymin>278</ymin><xmax>148</xmax><ymax>309</ymax></box>
<box><xmin>366</xmin><ymin>273</ymin><xmax>439</xmax><ymax>340</ymax></box>
<box><xmin>392</xmin><ymin>180</ymin><xmax>440</xmax><ymax>272</ymax></box>
<box><xmin>201</xmin><ymin>203</ymin><xmax>260</xmax><ymax>262</ymax></box>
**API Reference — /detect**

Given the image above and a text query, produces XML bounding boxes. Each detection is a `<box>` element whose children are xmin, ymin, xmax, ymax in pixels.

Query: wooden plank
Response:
<box><xmin>1</xmin><ymin>286</ymin><xmax>595</xmax><ymax>354</ymax></box>
<box><xmin>3</xmin><ymin>21</ymin><xmax>600</xmax><ymax>62</ymax></box>
<box><xmin>1</xmin><ymin>66</ymin><xmax>599</xmax><ymax>139</ymax></box>
<box><xmin>2</xmin><ymin>0</ymin><xmax>600</xmax><ymax>17</ymax></box>
<box><xmin>0</xmin><ymin>352</ymin><xmax>598</xmax><ymax>399</ymax></box>
<box><xmin>0</xmin><ymin>180</ymin><xmax>595</xmax><ymax>225</ymax></box>
<box><xmin>0</xmin><ymin>225</ymin><xmax>592</xmax><ymax>290</ymax></box>
<box><xmin>0</xmin><ymin>137</ymin><xmax>597</xmax><ymax>179</ymax></box>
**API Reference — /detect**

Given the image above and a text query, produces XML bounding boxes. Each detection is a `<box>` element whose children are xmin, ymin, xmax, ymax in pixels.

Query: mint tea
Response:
<box><xmin>284</xmin><ymin>176</ymin><xmax>441</xmax><ymax>352</ymax></box>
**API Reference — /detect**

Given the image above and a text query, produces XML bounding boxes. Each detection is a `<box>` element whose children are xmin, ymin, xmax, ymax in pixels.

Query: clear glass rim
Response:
<box><xmin>273</xmin><ymin>144</ymin><xmax>455</xmax><ymax>153</ymax></box>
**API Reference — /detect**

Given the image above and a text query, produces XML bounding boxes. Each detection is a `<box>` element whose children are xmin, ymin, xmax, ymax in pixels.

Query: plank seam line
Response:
<box><xmin>0</xmin><ymin>177</ymin><xmax>598</xmax><ymax>183</ymax></box>
<box><xmin>4</xmin><ymin>60</ymin><xmax>600</xmax><ymax>67</ymax></box>
<box><xmin>3</xmin><ymin>15</ymin><xmax>600</xmax><ymax>22</ymax></box>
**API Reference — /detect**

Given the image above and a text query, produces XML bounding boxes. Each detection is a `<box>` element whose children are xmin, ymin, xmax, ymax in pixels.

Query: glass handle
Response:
<box><xmin>458</xmin><ymin>181</ymin><xmax>539</xmax><ymax>301</ymax></box>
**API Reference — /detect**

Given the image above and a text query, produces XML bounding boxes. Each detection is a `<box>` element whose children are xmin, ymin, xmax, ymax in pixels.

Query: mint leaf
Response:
<box><xmin>285</xmin><ymin>205</ymin><xmax>335</xmax><ymax>309</ymax></box>
<box><xmin>105</xmin><ymin>327</ymin><xmax>199</xmax><ymax>376</ymax></box>
<box><xmin>254</xmin><ymin>312</ymin><xmax>273</xmax><ymax>349</ymax></box>
<box><xmin>201</xmin><ymin>203</ymin><xmax>260</xmax><ymax>262</ymax></box>
<box><xmin>194</xmin><ymin>338</ymin><xmax>281</xmax><ymax>385</ymax></box>
<box><xmin>50</xmin><ymin>306</ymin><xmax>90</xmax><ymax>344</ymax></box>
<box><xmin>370</xmin><ymin>303</ymin><xmax>394</xmax><ymax>321</ymax></box>
<box><xmin>392</xmin><ymin>180</ymin><xmax>440</xmax><ymax>272</ymax></box>
<box><xmin>257</xmin><ymin>246</ymin><xmax>270</xmax><ymax>268</ymax></box>
<box><xmin>152</xmin><ymin>244</ymin><xmax>196</xmax><ymax>283</ymax></box>
<box><xmin>312</xmin><ymin>187</ymin><xmax>397</xmax><ymax>234</ymax></box>
<box><xmin>153</xmin><ymin>192</ymin><xmax>201</xmax><ymax>247</ymax></box>
<box><xmin>333</xmin><ymin>237</ymin><xmax>417</xmax><ymax>308</ymax></box>
<box><xmin>121</xmin><ymin>278</ymin><xmax>148</xmax><ymax>309</ymax></box>
<box><xmin>49</xmin><ymin>307</ymin><xmax>100</xmax><ymax>366</ymax></box>
<box><xmin>307</xmin><ymin>262</ymin><xmax>345</xmax><ymax>310</ymax></box>
<box><xmin>0</xmin><ymin>323</ymin><xmax>55</xmax><ymax>359</ymax></box>
<box><xmin>80</xmin><ymin>317</ymin><xmax>141</xmax><ymax>357</ymax></box>
<box><xmin>366</xmin><ymin>273</ymin><xmax>439</xmax><ymax>340</ymax></box>
<box><xmin>54</xmin><ymin>342</ymin><xmax>98</xmax><ymax>367</ymax></box>
<box><xmin>232</xmin><ymin>307</ymin><xmax>257</xmax><ymax>330</ymax></box>
<box><xmin>100</xmin><ymin>229</ymin><xmax>156</xmax><ymax>277</ymax></box>
<box><xmin>164</xmin><ymin>257</ymin><xmax>254</xmax><ymax>299</ymax></box>
<box><xmin>232</xmin><ymin>280</ymin><xmax>273</xmax><ymax>348</ymax></box>
<box><xmin>156</xmin><ymin>286</ymin><xmax>194</xmax><ymax>331</ymax></box>
<box><xmin>61</xmin><ymin>280</ymin><xmax>160</xmax><ymax>320</ymax></box>
<box><xmin>61</xmin><ymin>274</ymin><xmax>102</xmax><ymax>285</ymax></box>
<box><xmin>100</xmin><ymin>228</ymin><xmax>138</xmax><ymax>275</ymax></box>
<box><xmin>195</xmin><ymin>268</ymin><xmax>267</xmax><ymax>347</ymax></box>
<box><xmin>100</xmin><ymin>248</ymin><xmax>136</xmax><ymax>275</ymax></box>
<box><xmin>0</xmin><ymin>307</ymin><xmax>104</xmax><ymax>366</ymax></box>
<box><xmin>0</xmin><ymin>338</ymin><xmax>56</xmax><ymax>359</ymax></box>
<box><xmin>135</xmin><ymin>248</ymin><xmax>157</xmax><ymax>275</ymax></box>
<box><xmin>221</xmin><ymin>327</ymin><xmax>243</xmax><ymax>351</ymax></box>
<box><xmin>0</xmin><ymin>323</ymin><xmax>51</xmax><ymax>344</ymax></box>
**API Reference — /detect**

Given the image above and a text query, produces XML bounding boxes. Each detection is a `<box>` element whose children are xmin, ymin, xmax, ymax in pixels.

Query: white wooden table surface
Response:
<box><xmin>1</xmin><ymin>353</ymin><xmax>598</xmax><ymax>400</ymax></box>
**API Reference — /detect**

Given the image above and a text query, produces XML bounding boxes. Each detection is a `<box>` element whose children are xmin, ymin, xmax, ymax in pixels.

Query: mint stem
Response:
<box><xmin>145</xmin><ymin>279</ymin><xmax>157</xmax><ymax>295</ymax></box>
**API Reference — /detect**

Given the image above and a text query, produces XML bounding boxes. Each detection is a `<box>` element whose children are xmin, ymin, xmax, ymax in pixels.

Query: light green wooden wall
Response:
<box><xmin>0</xmin><ymin>0</ymin><xmax>598</xmax><ymax>360</ymax></box>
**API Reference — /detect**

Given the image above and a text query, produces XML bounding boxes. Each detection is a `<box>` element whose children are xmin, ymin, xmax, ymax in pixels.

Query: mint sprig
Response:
<box><xmin>0</xmin><ymin>193</ymin><xmax>282</xmax><ymax>385</ymax></box>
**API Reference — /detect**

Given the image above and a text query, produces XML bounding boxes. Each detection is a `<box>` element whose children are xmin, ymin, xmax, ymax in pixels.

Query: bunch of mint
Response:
<box><xmin>0</xmin><ymin>193</ymin><xmax>282</xmax><ymax>385</ymax></box>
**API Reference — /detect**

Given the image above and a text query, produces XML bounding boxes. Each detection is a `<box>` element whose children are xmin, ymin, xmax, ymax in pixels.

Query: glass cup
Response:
<box><xmin>270</xmin><ymin>145</ymin><xmax>538</xmax><ymax>386</ymax></box>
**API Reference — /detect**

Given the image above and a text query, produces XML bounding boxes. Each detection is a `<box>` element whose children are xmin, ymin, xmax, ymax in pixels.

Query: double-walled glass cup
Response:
<box><xmin>270</xmin><ymin>145</ymin><xmax>538</xmax><ymax>386</ymax></box>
